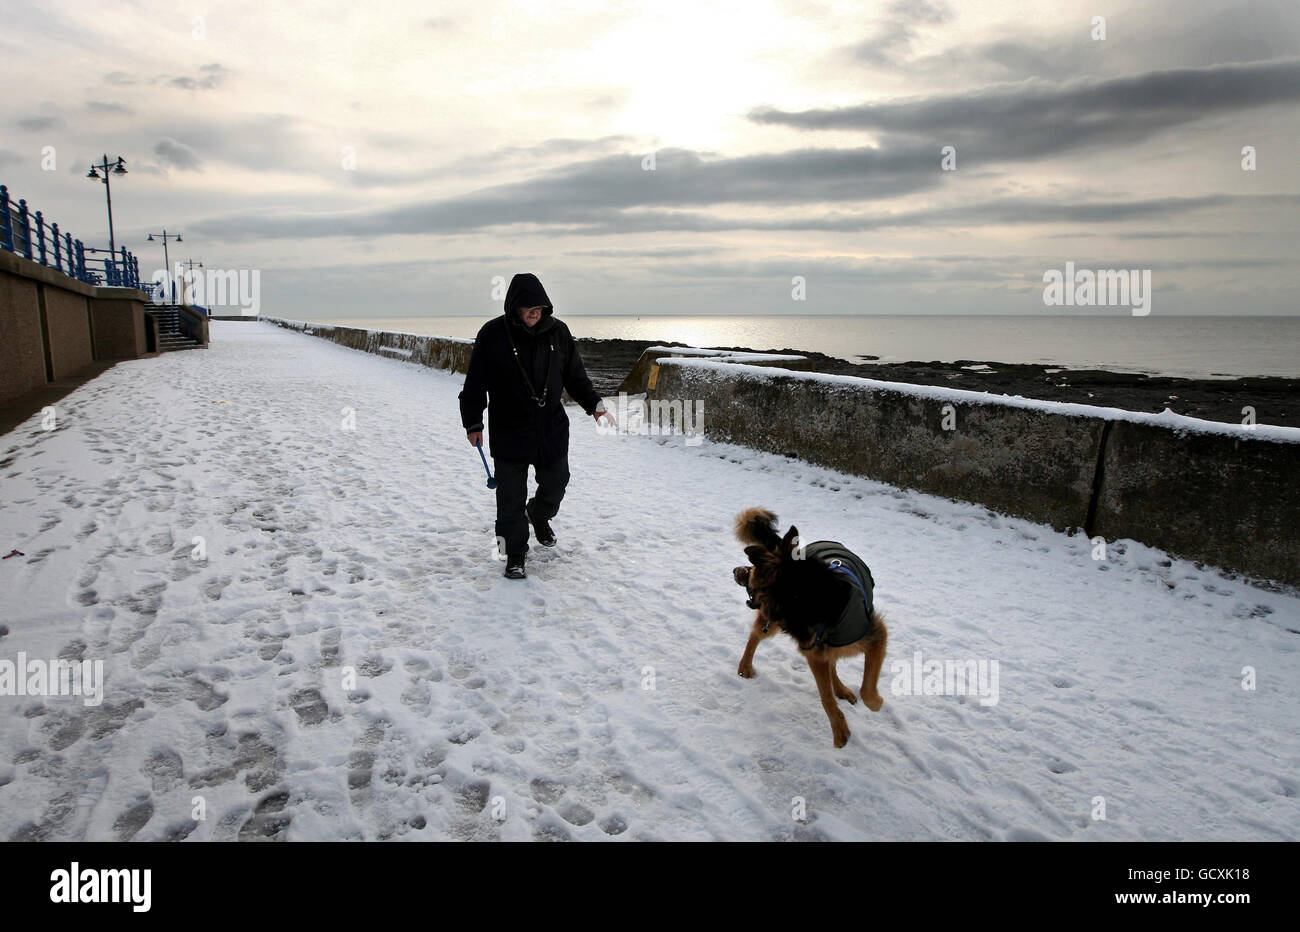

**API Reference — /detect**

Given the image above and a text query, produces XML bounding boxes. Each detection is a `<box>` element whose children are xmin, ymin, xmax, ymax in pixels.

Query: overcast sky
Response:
<box><xmin>1</xmin><ymin>0</ymin><xmax>1298</xmax><ymax>318</ymax></box>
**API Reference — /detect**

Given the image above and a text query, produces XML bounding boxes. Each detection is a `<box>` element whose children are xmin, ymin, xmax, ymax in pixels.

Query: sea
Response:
<box><xmin>308</xmin><ymin>315</ymin><xmax>1300</xmax><ymax>380</ymax></box>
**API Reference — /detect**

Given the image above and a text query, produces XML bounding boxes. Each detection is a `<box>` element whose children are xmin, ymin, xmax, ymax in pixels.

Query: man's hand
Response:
<box><xmin>467</xmin><ymin>430</ymin><xmax>483</xmax><ymax>446</ymax></box>
<box><xmin>593</xmin><ymin>409</ymin><xmax>616</xmax><ymax>428</ymax></box>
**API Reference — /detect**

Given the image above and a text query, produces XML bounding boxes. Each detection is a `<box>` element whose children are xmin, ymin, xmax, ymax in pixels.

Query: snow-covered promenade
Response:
<box><xmin>1</xmin><ymin>320</ymin><xmax>1297</xmax><ymax>841</ymax></box>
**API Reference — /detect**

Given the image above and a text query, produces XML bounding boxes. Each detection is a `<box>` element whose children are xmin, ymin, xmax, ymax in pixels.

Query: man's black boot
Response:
<box><xmin>504</xmin><ymin>553</ymin><xmax>526</xmax><ymax>579</ymax></box>
<box><xmin>527</xmin><ymin>500</ymin><xmax>556</xmax><ymax>547</ymax></box>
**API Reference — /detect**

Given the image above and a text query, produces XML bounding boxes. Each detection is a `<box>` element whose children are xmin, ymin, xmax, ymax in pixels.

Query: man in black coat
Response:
<box><xmin>459</xmin><ymin>273</ymin><xmax>614</xmax><ymax>578</ymax></box>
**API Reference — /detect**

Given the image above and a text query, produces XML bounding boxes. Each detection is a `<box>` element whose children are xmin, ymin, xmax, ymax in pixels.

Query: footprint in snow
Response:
<box><xmin>112</xmin><ymin>799</ymin><xmax>155</xmax><ymax>841</ymax></box>
<box><xmin>289</xmin><ymin>688</ymin><xmax>328</xmax><ymax>725</ymax></box>
<box><xmin>142</xmin><ymin>748</ymin><xmax>185</xmax><ymax>793</ymax></box>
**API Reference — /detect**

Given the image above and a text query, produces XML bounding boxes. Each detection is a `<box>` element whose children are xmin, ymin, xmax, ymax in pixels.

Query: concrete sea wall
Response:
<box><xmin>648</xmin><ymin>356</ymin><xmax>1300</xmax><ymax>587</ymax></box>
<box><xmin>263</xmin><ymin>316</ymin><xmax>473</xmax><ymax>374</ymax></box>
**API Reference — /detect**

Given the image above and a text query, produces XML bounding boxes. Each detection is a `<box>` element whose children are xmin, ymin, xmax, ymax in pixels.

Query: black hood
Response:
<box><xmin>504</xmin><ymin>273</ymin><xmax>554</xmax><ymax>318</ymax></box>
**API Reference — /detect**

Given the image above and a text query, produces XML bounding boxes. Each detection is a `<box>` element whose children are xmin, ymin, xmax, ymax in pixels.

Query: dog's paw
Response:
<box><xmin>864</xmin><ymin>693</ymin><xmax>884</xmax><ymax>712</ymax></box>
<box><xmin>830</xmin><ymin>713</ymin><xmax>851</xmax><ymax>747</ymax></box>
<box><xmin>737</xmin><ymin>664</ymin><xmax>756</xmax><ymax>679</ymax></box>
<box><xmin>835</xmin><ymin>686</ymin><xmax>858</xmax><ymax>704</ymax></box>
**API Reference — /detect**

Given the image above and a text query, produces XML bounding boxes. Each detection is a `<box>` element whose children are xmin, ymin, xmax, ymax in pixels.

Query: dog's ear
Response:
<box><xmin>744</xmin><ymin>545</ymin><xmax>777</xmax><ymax>568</ymax></box>
<box><xmin>780</xmin><ymin>525</ymin><xmax>800</xmax><ymax>556</ymax></box>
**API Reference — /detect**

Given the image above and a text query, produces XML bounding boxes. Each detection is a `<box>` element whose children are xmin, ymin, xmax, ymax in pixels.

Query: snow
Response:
<box><xmin>660</xmin><ymin>357</ymin><xmax>1300</xmax><ymax>441</ymax></box>
<box><xmin>644</xmin><ymin>346</ymin><xmax>809</xmax><ymax>365</ymax></box>
<box><xmin>0</xmin><ymin>320</ymin><xmax>1297</xmax><ymax>841</ymax></box>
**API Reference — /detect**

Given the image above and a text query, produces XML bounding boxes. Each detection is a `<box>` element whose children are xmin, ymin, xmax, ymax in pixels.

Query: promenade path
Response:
<box><xmin>1</xmin><ymin>321</ymin><xmax>1297</xmax><ymax>840</ymax></box>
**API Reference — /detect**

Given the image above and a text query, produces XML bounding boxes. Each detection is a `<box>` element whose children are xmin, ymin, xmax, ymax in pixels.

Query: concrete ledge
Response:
<box><xmin>264</xmin><ymin>316</ymin><xmax>473</xmax><ymax>374</ymax></box>
<box><xmin>0</xmin><ymin>249</ymin><xmax>99</xmax><ymax>297</ymax></box>
<box><xmin>650</xmin><ymin>357</ymin><xmax>1300</xmax><ymax>586</ymax></box>
<box><xmin>0</xmin><ymin>250</ymin><xmax>151</xmax><ymax>304</ymax></box>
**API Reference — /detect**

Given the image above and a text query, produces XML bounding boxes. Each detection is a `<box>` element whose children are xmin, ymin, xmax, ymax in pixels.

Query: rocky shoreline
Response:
<box><xmin>577</xmin><ymin>338</ymin><xmax>1300</xmax><ymax>428</ymax></box>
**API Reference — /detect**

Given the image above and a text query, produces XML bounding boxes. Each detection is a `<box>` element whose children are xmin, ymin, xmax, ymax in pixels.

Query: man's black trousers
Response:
<box><xmin>494</xmin><ymin>453</ymin><xmax>570</xmax><ymax>556</ymax></box>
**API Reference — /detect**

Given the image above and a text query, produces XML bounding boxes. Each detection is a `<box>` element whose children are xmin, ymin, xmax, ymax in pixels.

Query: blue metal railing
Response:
<box><xmin>1</xmin><ymin>182</ymin><xmax>145</xmax><ymax>290</ymax></box>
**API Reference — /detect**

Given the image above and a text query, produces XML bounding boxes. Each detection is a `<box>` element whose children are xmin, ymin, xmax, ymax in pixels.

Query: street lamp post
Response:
<box><xmin>147</xmin><ymin>230</ymin><xmax>183</xmax><ymax>304</ymax></box>
<box><xmin>86</xmin><ymin>155</ymin><xmax>127</xmax><ymax>279</ymax></box>
<box><xmin>181</xmin><ymin>258</ymin><xmax>203</xmax><ymax>306</ymax></box>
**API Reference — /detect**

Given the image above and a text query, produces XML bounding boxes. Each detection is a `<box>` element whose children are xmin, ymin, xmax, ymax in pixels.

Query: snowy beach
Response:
<box><xmin>1</xmin><ymin>320</ymin><xmax>1297</xmax><ymax>841</ymax></box>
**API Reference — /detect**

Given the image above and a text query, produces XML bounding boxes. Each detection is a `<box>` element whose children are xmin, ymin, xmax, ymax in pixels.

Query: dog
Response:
<box><xmin>732</xmin><ymin>507</ymin><xmax>888</xmax><ymax>748</ymax></box>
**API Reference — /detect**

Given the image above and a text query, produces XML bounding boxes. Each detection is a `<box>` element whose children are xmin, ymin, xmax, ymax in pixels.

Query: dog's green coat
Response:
<box><xmin>802</xmin><ymin>540</ymin><xmax>876</xmax><ymax>647</ymax></box>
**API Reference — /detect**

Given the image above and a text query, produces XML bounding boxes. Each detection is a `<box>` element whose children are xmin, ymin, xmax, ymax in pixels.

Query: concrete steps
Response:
<box><xmin>158</xmin><ymin>335</ymin><xmax>203</xmax><ymax>351</ymax></box>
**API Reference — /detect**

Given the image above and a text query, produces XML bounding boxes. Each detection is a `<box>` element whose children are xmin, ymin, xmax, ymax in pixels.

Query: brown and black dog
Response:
<box><xmin>732</xmin><ymin>507</ymin><xmax>888</xmax><ymax>748</ymax></box>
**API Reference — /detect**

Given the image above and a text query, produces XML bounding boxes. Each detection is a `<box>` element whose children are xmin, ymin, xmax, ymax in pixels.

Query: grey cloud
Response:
<box><xmin>87</xmin><ymin>101</ymin><xmax>134</xmax><ymax>114</ymax></box>
<box><xmin>748</xmin><ymin>58</ymin><xmax>1300</xmax><ymax>162</ymax></box>
<box><xmin>189</xmin><ymin>182</ymin><xmax>1293</xmax><ymax>241</ymax></box>
<box><xmin>565</xmin><ymin>245</ymin><xmax>728</xmax><ymax>259</ymax></box>
<box><xmin>190</xmin><ymin>144</ymin><xmax>947</xmax><ymax>239</ymax></box>
<box><xmin>104</xmin><ymin>71</ymin><xmax>134</xmax><ymax>85</ymax></box>
<box><xmin>332</xmin><ymin>135</ymin><xmax>651</xmax><ymax>189</ymax></box>
<box><xmin>433</xmin><ymin>134</ymin><xmax>647</xmax><ymax>176</ymax></box>
<box><xmin>840</xmin><ymin>0</ymin><xmax>1300</xmax><ymax>85</ymax></box>
<box><xmin>647</xmin><ymin>253</ymin><xmax>1286</xmax><ymax>287</ymax></box>
<box><xmin>134</xmin><ymin>114</ymin><xmax>311</xmax><ymax>172</ymax></box>
<box><xmin>1115</xmin><ymin>231</ymin><xmax>1256</xmax><ymax>240</ymax></box>
<box><xmin>891</xmin><ymin>0</ymin><xmax>951</xmax><ymax>25</ymax></box>
<box><xmin>154</xmin><ymin>137</ymin><xmax>203</xmax><ymax>171</ymax></box>
<box><xmin>165</xmin><ymin>62</ymin><xmax>229</xmax><ymax>91</ymax></box>
<box><xmin>1047</xmin><ymin>231</ymin><xmax>1256</xmax><ymax>240</ymax></box>
<box><xmin>15</xmin><ymin>115</ymin><xmax>63</xmax><ymax>132</ymax></box>
<box><xmin>851</xmin><ymin>0</ymin><xmax>953</xmax><ymax>66</ymax></box>
<box><xmin>528</xmin><ymin>193</ymin><xmax>1293</xmax><ymax>236</ymax></box>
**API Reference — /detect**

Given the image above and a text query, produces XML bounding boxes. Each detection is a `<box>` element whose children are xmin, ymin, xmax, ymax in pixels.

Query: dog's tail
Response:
<box><xmin>734</xmin><ymin>508</ymin><xmax>781</xmax><ymax>550</ymax></box>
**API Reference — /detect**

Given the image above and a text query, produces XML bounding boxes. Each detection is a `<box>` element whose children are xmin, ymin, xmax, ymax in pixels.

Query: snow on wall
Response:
<box><xmin>618</xmin><ymin>346</ymin><xmax>811</xmax><ymax>396</ymax></box>
<box><xmin>658</xmin><ymin>355</ymin><xmax>1300</xmax><ymax>443</ymax></box>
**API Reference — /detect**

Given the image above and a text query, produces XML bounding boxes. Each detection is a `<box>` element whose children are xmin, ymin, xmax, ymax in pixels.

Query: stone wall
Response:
<box><xmin>0</xmin><ymin>249</ymin><xmax>157</xmax><ymax>405</ymax></box>
<box><xmin>263</xmin><ymin>317</ymin><xmax>474</xmax><ymax>373</ymax></box>
<box><xmin>649</xmin><ymin>357</ymin><xmax>1300</xmax><ymax>587</ymax></box>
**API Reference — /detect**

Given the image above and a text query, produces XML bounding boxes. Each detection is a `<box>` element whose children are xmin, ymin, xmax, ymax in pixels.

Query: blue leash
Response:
<box><xmin>475</xmin><ymin>441</ymin><xmax>497</xmax><ymax>489</ymax></box>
